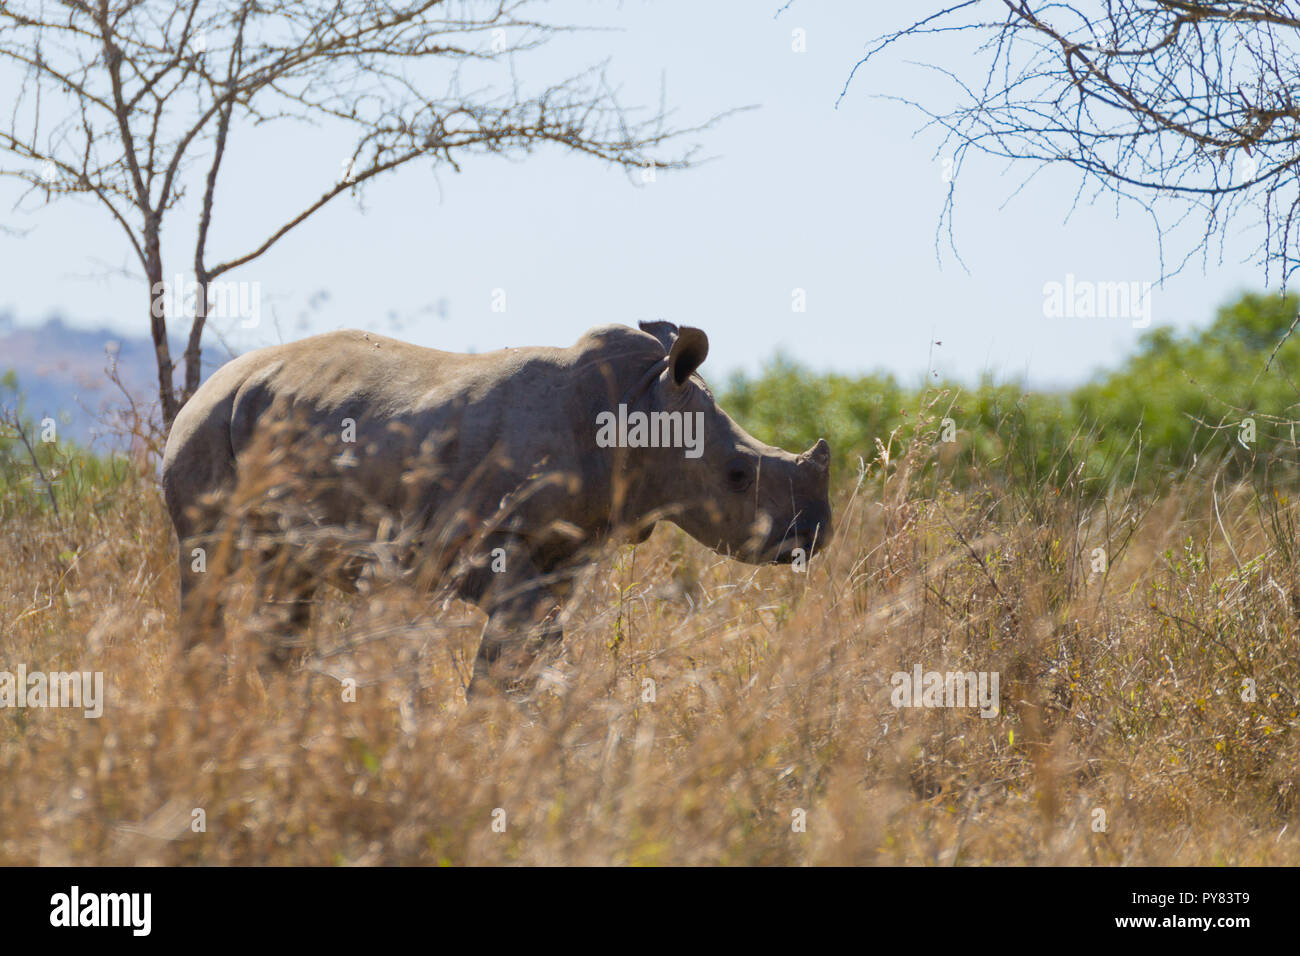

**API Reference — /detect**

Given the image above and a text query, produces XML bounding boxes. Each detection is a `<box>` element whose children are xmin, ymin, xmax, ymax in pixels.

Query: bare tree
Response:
<box><xmin>1</xmin><ymin>0</ymin><xmax>717</xmax><ymax>428</ymax></box>
<box><xmin>838</xmin><ymin>1</ymin><xmax>1300</xmax><ymax>282</ymax></box>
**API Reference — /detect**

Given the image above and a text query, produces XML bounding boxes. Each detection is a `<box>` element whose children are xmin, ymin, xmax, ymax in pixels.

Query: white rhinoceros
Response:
<box><xmin>161</xmin><ymin>321</ymin><xmax>832</xmax><ymax>694</ymax></box>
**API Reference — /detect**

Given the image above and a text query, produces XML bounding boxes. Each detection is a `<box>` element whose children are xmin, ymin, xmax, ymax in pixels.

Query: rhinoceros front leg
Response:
<box><xmin>467</xmin><ymin>548</ymin><xmax>565</xmax><ymax>700</ymax></box>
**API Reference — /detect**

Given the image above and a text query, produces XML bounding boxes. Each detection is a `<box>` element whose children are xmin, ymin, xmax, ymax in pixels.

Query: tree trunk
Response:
<box><xmin>182</xmin><ymin>274</ymin><xmax>208</xmax><ymax>407</ymax></box>
<box><xmin>145</xmin><ymin>223</ymin><xmax>178</xmax><ymax>428</ymax></box>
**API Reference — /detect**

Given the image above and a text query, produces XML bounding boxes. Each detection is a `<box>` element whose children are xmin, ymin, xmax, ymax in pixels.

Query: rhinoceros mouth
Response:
<box><xmin>772</xmin><ymin>541</ymin><xmax>802</xmax><ymax>563</ymax></box>
<box><xmin>769</xmin><ymin>533</ymin><xmax>818</xmax><ymax>564</ymax></box>
<box><xmin>765</xmin><ymin>512</ymin><xmax>832</xmax><ymax>564</ymax></box>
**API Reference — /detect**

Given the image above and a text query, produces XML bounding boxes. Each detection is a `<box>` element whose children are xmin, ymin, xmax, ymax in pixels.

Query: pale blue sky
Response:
<box><xmin>0</xmin><ymin>1</ymin><xmax>1267</xmax><ymax>389</ymax></box>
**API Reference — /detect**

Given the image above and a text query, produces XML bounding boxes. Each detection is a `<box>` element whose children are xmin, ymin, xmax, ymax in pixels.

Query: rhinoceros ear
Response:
<box><xmin>668</xmin><ymin>326</ymin><xmax>709</xmax><ymax>386</ymax></box>
<box><xmin>638</xmin><ymin>320</ymin><xmax>679</xmax><ymax>354</ymax></box>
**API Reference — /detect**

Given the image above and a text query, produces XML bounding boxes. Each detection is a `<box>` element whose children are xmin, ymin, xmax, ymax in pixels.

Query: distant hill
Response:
<box><xmin>0</xmin><ymin>312</ymin><xmax>213</xmax><ymax>448</ymax></box>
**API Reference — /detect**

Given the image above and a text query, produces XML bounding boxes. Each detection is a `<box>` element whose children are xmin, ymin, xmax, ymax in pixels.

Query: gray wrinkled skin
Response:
<box><xmin>162</xmin><ymin>321</ymin><xmax>832</xmax><ymax>695</ymax></box>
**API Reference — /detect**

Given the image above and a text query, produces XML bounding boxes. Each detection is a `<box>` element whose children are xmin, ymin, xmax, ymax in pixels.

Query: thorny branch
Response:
<box><xmin>840</xmin><ymin>1</ymin><xmax>1300</xmax><ymax>286</ymax></box>
<box><xmin>0</xmin><ymin>0</ymin><xmax>722</xmax><ymax>427</ymax></box>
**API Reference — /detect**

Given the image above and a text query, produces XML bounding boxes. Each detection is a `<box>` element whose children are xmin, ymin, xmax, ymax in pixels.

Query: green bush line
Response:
<box><xmin>721</xmin><ymin>292</ymin><xmax>1300</xmax><ymax>496</ymax></box>
<box><xmin>0</xmin><ymin>370</ymin><xmax>135</xmax><ymax>518</ymax></box>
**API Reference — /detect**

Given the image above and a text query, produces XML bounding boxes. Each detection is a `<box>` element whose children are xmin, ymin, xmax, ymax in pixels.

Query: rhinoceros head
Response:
<box><xmin>599</xmin><ymin>320</ymin><xmax>833</xmax><ymax>565</ymax></box>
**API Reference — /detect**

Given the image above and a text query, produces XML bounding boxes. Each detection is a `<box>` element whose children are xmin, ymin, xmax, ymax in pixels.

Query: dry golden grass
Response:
<box><xmin>1</xmin><ymin>445</ymin><xmax>1298</xmax><ymax>865</ymax></box>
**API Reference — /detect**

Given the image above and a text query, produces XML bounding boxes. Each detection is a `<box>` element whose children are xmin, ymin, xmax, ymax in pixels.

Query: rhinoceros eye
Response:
<box><xmin>725</xmin><ymin>458</ymin><xmax>753</xmax><ymax>492</ymax></box>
